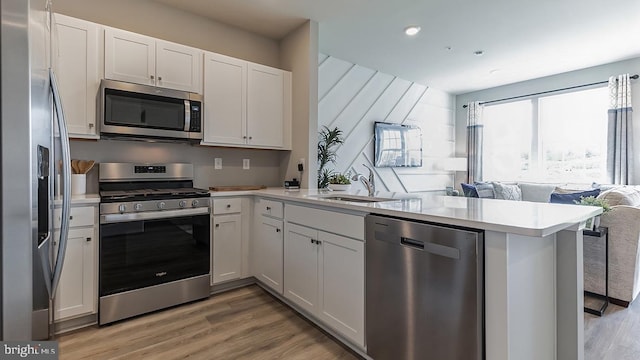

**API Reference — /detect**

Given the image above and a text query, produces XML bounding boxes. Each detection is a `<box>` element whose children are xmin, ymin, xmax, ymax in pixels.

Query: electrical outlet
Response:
<box><xmin>298</xmin><ymin>158</ymin><xmax>305</xmax><ymax>172</ymax></box>
<box><xmin>214</xmin><ymin>158</ymin><xmax>222</xmax><ymax>169</ymax></box>
<box><xmin>243</xmin><ymin>159</ymin><xmax>250</xmax><ymax>170</ymax></box>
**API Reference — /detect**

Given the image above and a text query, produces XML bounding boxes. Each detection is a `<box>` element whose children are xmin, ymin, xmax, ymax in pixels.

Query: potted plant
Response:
<box><xmin>576</xmin><ymin>196</ymin><xmax>611</xmax><ymax>230</ymax></box>
<box><xmin>317</xmin><ymin>126</ymin><xmax>344</xmax><ymax>189</ymax></box>
<box><xmin>328</xmin><ymin>172</ymin><xmax>352</xmax><ymax>191</ymax></box>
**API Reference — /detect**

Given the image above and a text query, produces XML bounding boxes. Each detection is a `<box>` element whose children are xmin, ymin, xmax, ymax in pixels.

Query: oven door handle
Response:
<box><xmin>100</xmin><ymin>207</ymin><xmax>210</xmax><ymax>224</ymax></box>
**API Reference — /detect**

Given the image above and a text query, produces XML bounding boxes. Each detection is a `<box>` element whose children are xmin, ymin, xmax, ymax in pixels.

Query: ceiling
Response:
<box><xmin>154</xmin><ymin>0</ymin><xmax>640</xmax><ymax>94</ymax></box>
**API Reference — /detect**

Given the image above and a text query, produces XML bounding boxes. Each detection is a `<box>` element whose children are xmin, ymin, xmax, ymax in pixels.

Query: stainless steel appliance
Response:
<box><xmin>1</xmin><ymin>0</ymin><xmax>72</xmax><ymax>340</ymax></box>
<box><xmin>98</xmin><ymin>163</ymin><xmax>210</xmax><ymax>325</ymax></box>
<box><xmin>100</xmin><ymin>79</ymin><xmax>203</xmax><ymax>142</ymax></box>
<box><xmin>365</xmin><ymin>215</ymin><xmax>484</xmax><ymax>360</ymax></box>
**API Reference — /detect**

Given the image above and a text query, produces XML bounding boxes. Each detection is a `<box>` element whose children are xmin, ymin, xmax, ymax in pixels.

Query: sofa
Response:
<box><xmin>461</xmin><ymin>181</ymin><xmax>640</xmax><ymax>307</ymax></box>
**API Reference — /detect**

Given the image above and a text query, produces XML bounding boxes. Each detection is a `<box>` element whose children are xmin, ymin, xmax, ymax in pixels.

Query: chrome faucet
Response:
<box><xmin>352</xmin><ymin>164</ymin><xmax>375</xmax><ymax>196</ymax></box>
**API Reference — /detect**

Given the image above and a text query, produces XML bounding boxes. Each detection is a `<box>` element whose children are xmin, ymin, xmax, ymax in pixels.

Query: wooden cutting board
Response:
<box><xmin>209</xmin><ymin>185</ymin><xmax>267</xmax><ymax>192</ymax></box>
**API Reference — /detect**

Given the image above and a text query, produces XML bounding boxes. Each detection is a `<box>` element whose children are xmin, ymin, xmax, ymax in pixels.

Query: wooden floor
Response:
<box><xmin>57</xmin><ymin>285</ymin><xmax>358</xmax><ymax>360</ymax></box>
<box><xmin>585</xmin><ymin>295</ymin><xmax>640</xmax><ymax>360</ymax></box>
<box><xmin>58</xmin><ymin>285</ymin><xmax>640</xmax><ymax>360</ymax></box>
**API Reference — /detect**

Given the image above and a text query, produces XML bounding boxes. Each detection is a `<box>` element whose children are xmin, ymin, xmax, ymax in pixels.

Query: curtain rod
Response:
<box><xmin>462</xmin><ymin>74</ymin><xmax>639</xmax><ymax>108</ymax></box>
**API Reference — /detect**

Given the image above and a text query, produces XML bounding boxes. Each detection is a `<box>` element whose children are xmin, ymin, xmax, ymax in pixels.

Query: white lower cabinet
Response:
<box><xmin>254</xmin><ymin>215</ymin><xmax>284</xmax><ymax>294</ymax></box>
<box><xmin>53</xmin><ymin>205</ymin><xmax>98</xmax><ymax>322</ymax></box>
<box><xmin>211</xmin><ymin>213</ymin><xmax>242</xmax><ymax>284</ymax></box>
<box><xmin>283</xmin><ymin>214</ymin><xmax>365</xmax><ymax>347</ymax></box>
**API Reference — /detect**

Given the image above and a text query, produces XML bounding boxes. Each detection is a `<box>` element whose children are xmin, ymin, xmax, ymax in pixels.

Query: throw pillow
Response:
<box><xmin>474</xmin><ymin>181</ymin><xmax>495</xmax><ymax>198</ymax></box>
<box><xmin>549</xmin><ymin>189</ymin><xmax>601</xmax><ymax>204</ymax></box>
<box><xmin>518</xmin><ymin>182</ymin><xmax>559</xmax><ymax>203</ymax></box>
<box><xmin>461</xmin><ymin>183</ymin><xmax>478</xmax><ymax>197</ymax></box>
<box><xmin>492</xmin><ymin>182</ymin><xmax>522</xmax><ymax>201</ymax></box>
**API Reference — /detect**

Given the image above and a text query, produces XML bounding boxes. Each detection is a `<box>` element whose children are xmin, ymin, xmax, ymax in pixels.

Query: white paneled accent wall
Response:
<box><xmin>318</xmin><ymin>54</ymin><xmax>456</xmax><ymax>193</ymax></box>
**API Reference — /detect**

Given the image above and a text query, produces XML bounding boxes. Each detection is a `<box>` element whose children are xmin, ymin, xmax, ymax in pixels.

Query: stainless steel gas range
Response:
<box><xmin>98</xmin><ymin>163</ymin><xmax>211</xmax><ymax>325</ymax></box>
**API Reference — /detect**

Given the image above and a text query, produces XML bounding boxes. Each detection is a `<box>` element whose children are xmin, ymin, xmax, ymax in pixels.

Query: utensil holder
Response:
<box><xmin>71</xmin><ymin>174</ymin><xmax>86</xmax><ymax>195</ymax></box>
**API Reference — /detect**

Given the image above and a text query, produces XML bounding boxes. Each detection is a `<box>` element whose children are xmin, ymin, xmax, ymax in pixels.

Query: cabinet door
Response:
<box><xmin>202</xmin><ymin>52</ymin><xmax>247</xmax><ymax>146</ymax></box>
<box><xmin>54</xmin><ymin>227</ymin><xmax>97</xmax><ymax>321</ymax></box>
<box><xmin>104</xmin><ymin>28</ymin><xmax>155</xmax><ymax>86</ymax></box>
<box><xmin>247</xmin><ymin>63</ymin><xmax>284</xmax><ymax>148</ymax></box>
<box><xmin>318</xmin><ymin>231</ymin><xmax>365</xmax><ymax>347</ymax></box>
<box><xmin>284</xmin><ymin>223</ymin><xmax>319</xmax><ymax>315</ymax></box>
<box><xmin>255</xmin><ymin>216</ymin><xmax>284</xmax><ymax>294</ymax></box>
<box><xmin>54</xmin><ymin>14</ymin><xmax>101</xmax><ymax>139</ymax></box>
<box><xmin>156</xmin><ymin>40</ymin><xmax>202</xmax><ymax>93</ymax></box>
<box><xmin>212</xmin><ymin>213</ymin><xmax>242</xmax><ymax>284</ymax></box>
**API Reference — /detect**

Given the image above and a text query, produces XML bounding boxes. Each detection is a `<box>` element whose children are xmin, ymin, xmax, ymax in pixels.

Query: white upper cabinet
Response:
<box><xmin>104</xmin><ymin>28</ymin><xmax>202</xmax><ymax>93</ymax></box>
<box><xmin>104</xmin><ymin>28</ymin><xmax>155</xmax><ymax>86</ymax></box>
<box><xmin>202</xmin><ymin>52</ymin><xmax>247</xmax><ymax>145</ymax></box>
<box><xmin>247</xmin><ymin>63</ymin><xmax>286</xmax><ymax>148</ymax></box>
<box><xmin>53</xmin><ymin>14</ymin><xmax>101</xmax><ymax>139</ymax></box>
<box><xmin>201</xmin><ymin>53</ymin><xmax>291</xmax><ymax>150</ymax></box>
<box><xmin>156</xmin><ymin>40</ymin><xmax>203</xmax><ymax>93</ymax></box>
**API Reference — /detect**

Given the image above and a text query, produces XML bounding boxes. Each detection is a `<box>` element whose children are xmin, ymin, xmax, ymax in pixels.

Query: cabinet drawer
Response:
<box><xmin>258</xmin><ymin>199</ymin><xmax>283</xmax><ymax>219</ymax></box>
<box><xmin>285</xmin><ymin>204</ymin><xmax>364</xmax><ymax>240</ymax></box>
<box><xmin>54</xmin><ymin>206</ymin><xmax>96</xmax><ymax>229</ymax></box>
<box><xmin>212</xmin><ymin>198</ymin><xmax>242</xmax><ymax>214</ymax></box>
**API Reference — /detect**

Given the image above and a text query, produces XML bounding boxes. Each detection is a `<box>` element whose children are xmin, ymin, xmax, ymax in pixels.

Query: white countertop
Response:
<box><xmin>213</xmin><ymin>188</ymin><xmax>601</xmax><ymax>237</ymax></box>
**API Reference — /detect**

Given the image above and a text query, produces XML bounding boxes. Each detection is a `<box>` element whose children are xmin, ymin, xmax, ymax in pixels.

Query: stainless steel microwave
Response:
<box><xmin>100</xmin><ymin>79</ymin><xmax>203</xmax><ymax>142</ymax></box>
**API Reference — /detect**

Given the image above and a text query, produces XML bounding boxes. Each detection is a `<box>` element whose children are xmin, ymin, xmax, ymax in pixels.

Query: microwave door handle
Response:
<box><xmin>184</xmin><ymin>100</ymin><xmax>191</xmax><ymax>131</ymax></box>
<box><xmin>50</xmin><ymin>68</ymin><xmax>72</xmax><ymax>298</ymax></box>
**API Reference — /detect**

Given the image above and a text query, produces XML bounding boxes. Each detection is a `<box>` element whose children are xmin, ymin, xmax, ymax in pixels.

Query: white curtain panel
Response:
<box><xmin>466</xmin><ymin>101</ymin><xmax>484</xmax><ymax>183</ymax></box>
<box><xmin>607</xmin><ymin>74</ymin><xmax>634</xmax><ymax>185</ymax></box>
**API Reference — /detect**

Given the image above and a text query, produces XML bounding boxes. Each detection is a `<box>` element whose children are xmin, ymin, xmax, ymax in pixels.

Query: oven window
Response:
<box><xmin>100</xmin><ymin>214</ymin><xmax>210</xmax><ymax>296</ymax></box>
<box><xmin>104</xmin><ymin>88</ymin><xmax>186</xmax><ymax>131</ymax></box>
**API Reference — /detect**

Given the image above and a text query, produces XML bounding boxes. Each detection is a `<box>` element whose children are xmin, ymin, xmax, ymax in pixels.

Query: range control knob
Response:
<box><xmin>179</xmin><ymin>200</ymin><xmax>187</xmax><ymax>208</ymax></box>
<box><xmin>134</xmin><ymin>203</ymin><xmax>143</xmax><ymax>211</ymax></box>
<box><xmin>118</xmin><ymin>204</ymin><xmax>126</xmax><ymax>213</ymax></box>
<box><xmin>191</xmin><ymin>199</ymin><xmax>199</xmax><ymax>207</ymax></box>
<box><xmin>158</xmin><ymin>201</ymin><xmax>166</xmax><ymax>210</ymax></box>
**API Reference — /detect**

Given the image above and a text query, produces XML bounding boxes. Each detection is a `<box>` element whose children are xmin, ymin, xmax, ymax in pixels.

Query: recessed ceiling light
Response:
<box><xmin>474</xmin><ymin>50</ymin><xmax>484</xmax><ymax>56</ymax></box>
<box><xmin>489</xmin><ymin>69</ymin><xmax>501</xmax><ymax>74</ymax></box>
<box><xmin>404</xmin><ymin>26</ymin><xmax>421</xmax><ymax>36</ymax></box>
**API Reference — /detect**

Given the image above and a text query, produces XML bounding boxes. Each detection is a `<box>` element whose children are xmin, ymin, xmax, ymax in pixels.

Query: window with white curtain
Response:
<box><xmin>482</xmin><ymin>86</ymin><xmax>609</xmax><ymax>183</ymax></box>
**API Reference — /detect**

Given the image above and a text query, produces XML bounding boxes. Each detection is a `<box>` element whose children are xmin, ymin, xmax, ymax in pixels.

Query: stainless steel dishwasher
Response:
<box><xmin>366</xmin><ymin>214</ymin><xmax>484</xmax><ymax>360</ymax></box>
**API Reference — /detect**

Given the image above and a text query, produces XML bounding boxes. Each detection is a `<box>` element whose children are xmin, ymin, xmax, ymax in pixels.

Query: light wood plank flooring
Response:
<box><xmin>57</xmin><ymin>285</ymin><xmax>640</xmax><ymax>359</ymax></box>
<box><xmin>57</xmin><ymin>285</ymin><xmax>358</xmax><ymax>360</ymax></box>
<box><xmin>585</xmin><ymin>295</ymin><xmax>640</xmax><ymax>360</ymax></box>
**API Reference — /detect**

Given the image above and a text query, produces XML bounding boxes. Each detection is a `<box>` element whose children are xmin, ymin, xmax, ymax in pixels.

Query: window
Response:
<box><xmin>482</xmin><ymin>86</ymin><xmax>609</xmax><ymax>183</ymax></box>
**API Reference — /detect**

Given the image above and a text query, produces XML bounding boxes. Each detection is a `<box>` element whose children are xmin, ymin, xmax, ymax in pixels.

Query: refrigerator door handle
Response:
<box><xmin>49</xmin><ymin>68</ymin><xmax>71</xmax><ymax>297</ymax></box>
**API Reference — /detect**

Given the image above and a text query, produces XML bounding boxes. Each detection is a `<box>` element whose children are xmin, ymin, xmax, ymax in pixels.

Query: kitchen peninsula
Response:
<box><xmin>211</xmin><ymin>188</ymin><xmax>600</xmax><ymax>360</ymax></box>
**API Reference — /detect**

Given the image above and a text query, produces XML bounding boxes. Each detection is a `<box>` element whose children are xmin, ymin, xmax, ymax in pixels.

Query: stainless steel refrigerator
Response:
<box><xmin>1</xmin><ymin>0</ymin><xmax>72</xmax><ymax>340</ymax></box>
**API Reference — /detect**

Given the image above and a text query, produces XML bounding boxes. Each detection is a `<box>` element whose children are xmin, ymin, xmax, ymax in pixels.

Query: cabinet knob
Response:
<box><xmin>249</xmin><ymin>136</ymin><xmax>253</xmax><ymax>140</ymax></box>
<box><xmin>310</xmin><ymin>239</ymin><xmax>315</xmax><ymax>244</ymax></box>
<box><xmin>226</xmin><ymin>204</ymin><xmax>231</xmax><ymax>209</ymax></box>
<box><xmin>158</xmin><ymin>76</ymin><xmax>162</xmax><ymax>81</ymax></box>
<box><xmin>276</xmin><ymin>228</ymin><xmax>281</xmax><ymax>233</ymax></box>
<box><xmin>266</xmin><ymin>206</ymin><xmax>271</xmax><ymax>211</ymax></box>
<box><xmin>150</xmin><ymin>75</ymin><xmax>155</xmax><ymax>80</ymax></box>
<box><xmin>88</xmin><ymin>123</ymin><xmax>94</xmax><ymax>128</ymax></box>
<box><xmin>243</xmin><ymin>135</ymin><xmax>247</xmax><ymax>139</ymax></box>
<box><xmin>69</xmin><ymin>215</ymin><xmax>73</xmax><ymax>220</ymax></box>
<box><xmin>316</xmin><ymin>240</ymin><xmax>322</xmax><ymax>245</ymax></box>
<box><xmin>215</xmin><ymin>224</ymin><xmax>220</xmax><ymax>228</ymax></box>
<box><xmin>86</xmin><ymin>237</ymin><xmax>92</xmax><ymax>242</ymax></box>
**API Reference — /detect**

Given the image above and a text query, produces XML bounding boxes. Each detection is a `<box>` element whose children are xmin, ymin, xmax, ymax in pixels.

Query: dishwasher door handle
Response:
<box><xmin>401</xmin><ymin>237</ymin><xmax>424</xmax><ymax>249</ymax></box>
<box><xmin>400</xmin><ymin>237</ymin><xmax>461</xmax><ymax>259</ymax></box>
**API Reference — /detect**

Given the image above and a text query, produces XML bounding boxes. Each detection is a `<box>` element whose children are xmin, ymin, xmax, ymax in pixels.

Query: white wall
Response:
<box><xmin>71</xmin><ymin>140</ymin><xmax>286</xmax><ymax>193</ymax></box>
<box><xmin>455</xmin><ymin>57</ymin><xmax>640</xmax><ymax>185</ymax></box>
<box><xmin>279</xmin><ymin>21</ymin><xmax>319</xmax><ymax>189</ymax></box>
<box><xmin>318</xmin><ymin>54</ymin><xmax>456</xmax><ymax>193</ymax></box>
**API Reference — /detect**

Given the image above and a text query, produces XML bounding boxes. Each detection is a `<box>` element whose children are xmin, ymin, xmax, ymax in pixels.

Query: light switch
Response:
<box><xmin>243</xmin><ymin>159</ymin><xmax>250</xmax><ymax>170</ymax></box>
<box><xmin>214</xmin><ymin>158</ymin><xmax>222</xmax><ymax>169</ymax></box>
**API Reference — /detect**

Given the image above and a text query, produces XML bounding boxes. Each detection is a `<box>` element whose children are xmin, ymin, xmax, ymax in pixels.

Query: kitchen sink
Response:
<box><xmin>310</xmin><ymin>194</ymin><xmax>394</xmax><ymax>203</ymax></box>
